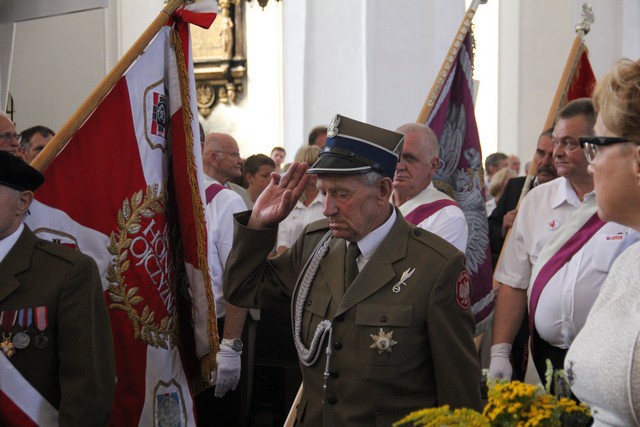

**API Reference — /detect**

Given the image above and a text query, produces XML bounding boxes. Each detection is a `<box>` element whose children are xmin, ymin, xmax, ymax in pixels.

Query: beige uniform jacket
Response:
<box><xmin>0</xmin><ymin>227</ymin><xmax>115</xmax><ymax>426</ymax></box>
<box><xmin>224</xmin><ymin>210</ymin><xmax>481</xmax><ymax>427</ymax></box>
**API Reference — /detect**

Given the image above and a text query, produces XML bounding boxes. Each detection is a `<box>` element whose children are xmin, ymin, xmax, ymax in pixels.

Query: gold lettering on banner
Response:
<box><xmin>107</xmin><ymin>184</ymin><xmax>177</xmax><ymax>349</ymax></box>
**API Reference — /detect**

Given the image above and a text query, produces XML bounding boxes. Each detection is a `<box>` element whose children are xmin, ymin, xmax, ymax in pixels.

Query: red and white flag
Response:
<box><xmin>540</xmin><ymin>39</ymin><xmax>596</xmax><ymax>131</ymax></box>
<box><xmin>25</xmin><ymin>2</ymin><xmax>217</xmax><ymax>425</ymax></box>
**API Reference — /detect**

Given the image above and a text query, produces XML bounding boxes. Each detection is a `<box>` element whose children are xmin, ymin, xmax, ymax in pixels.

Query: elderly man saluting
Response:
<box><xmin>224</xmin><ymin>115</ymin><xmax>481</xmax><ymax>426</ymax></box>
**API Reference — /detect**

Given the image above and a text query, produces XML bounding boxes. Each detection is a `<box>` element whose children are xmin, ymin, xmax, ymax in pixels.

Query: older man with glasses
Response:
<box><xmin>196</xmin><ymin>132</ymin><xmax>249</xmax><ymax>426</ymax></box>
<box><xmin>489</xmin><ymin>98</ymin><xmax>638</xmax><ymax>388</ymax></box>
<box><xmin>0</xmin><ymin>112</ymin><xmax>21</xmax><ymax>157</ymax></box>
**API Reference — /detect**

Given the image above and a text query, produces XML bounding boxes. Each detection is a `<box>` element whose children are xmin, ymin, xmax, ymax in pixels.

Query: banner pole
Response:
<box><xmin>31</xmin><ymin>0</ymin><xmax>186</xmax><ymax>172</ymax></box>
<box><xmin>520</xmin><ymin>3</ymin><xmax>594</xmax><ymax>198</ymax></box>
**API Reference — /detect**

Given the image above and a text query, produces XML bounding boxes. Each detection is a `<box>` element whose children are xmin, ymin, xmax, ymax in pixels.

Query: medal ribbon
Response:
<box><xmin>0</xmin><ymin>311</ymin><xmax>17</xmax><ymax>335</ymax></box>
<box><xmin>18</xmin><ymin>308</ymin><xmax>32</xmax><ymax>331</ymax></box>
<box><xmin>33</xmin><ymin>307</ymin><xmax>48</xmax><ymax>333</ymax></box>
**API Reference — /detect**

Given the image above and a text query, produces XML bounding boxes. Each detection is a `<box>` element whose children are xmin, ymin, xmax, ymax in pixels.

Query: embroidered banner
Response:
<box><xmin>25</xmin><ymin>3</ymin><xmax>217</xmax><ymax>425</ymax></box>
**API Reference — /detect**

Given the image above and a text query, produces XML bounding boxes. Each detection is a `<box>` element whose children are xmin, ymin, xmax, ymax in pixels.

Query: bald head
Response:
<box><xmin>202</xmin><ymin>132</ymin><xmax>242</xmax><ymax>184</ymax></box>
<box><xmin>0</xmin><ymin>113</ymin><xmax>20</xmax><ymax>157</ymax></box>
<box><xmin>393</xmin><ymin>123</ymin><xmax>440</xmax><ymax>205</ymax></box>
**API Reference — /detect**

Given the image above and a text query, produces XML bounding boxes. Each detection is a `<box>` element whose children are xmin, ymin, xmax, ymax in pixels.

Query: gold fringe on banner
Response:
<box><xmin>170</xmin><ymin>27</ymin><xmax>220</xmax><ymax>386</ymax></box>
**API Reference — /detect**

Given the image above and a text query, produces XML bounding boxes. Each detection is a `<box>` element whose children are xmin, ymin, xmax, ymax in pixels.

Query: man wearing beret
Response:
<box><xmin>224</xmin><ymin>115</ymin><xmax>481</xmax><ymax>426</ymax></box>
<box><xmin>0</xmin><ymin>151</ymin><xmax>115</xmax><ymax>425</ymax></box>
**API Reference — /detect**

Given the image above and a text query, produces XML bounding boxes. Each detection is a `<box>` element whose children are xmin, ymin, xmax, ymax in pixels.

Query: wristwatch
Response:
<box><xmin>221</xmin><ymin>338</ymin><xmax>243</xmax><ymax>352</ymax></box>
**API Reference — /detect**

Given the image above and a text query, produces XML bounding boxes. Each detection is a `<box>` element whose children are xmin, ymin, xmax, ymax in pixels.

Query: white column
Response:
<box><xmin>0</xmin><ymin>22</ymin><xmax>15</xmax><ymax>111</ymax></box>
<box><xmin>10</xmin><ymin>9</ymin><xmax>107</xmax><ymax>130</ymax></box>
<box><xmin>283</xmin><ymin>0</ymin><xmax>465</xmax><ymax>158</ymax></box>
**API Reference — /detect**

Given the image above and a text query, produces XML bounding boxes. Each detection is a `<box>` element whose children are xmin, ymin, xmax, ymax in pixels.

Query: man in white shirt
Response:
<box><xmin>196</xmin><ymin>132</ymin><xmax>248</xmax><ymax>425</ymax></box>
<box><xmin>392</xmin><ymin>123</ymin><xmax>468</xmax><ymax>253</ymax></box>
<box><xmin>489</xmin><ymin>99</ymin><xmax>634</xmax><ymax>384</ymax></box>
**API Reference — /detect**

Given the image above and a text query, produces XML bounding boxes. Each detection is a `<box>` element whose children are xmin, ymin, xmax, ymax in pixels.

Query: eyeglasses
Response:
<box><xmin>579</xmin><ymin>136</ymin><xmax>636</xmax><ymax>164</ymax></box>
<box><xmin>552</xmin><ymin>138</ymin><xmax>581</xmax><ymax>152</ymax></box>
<box><xmin>214</xmin><ymin>151</ymin><xmax>241</xmax><ymax>159</ymax></box>
<box><xmin>0</xmin><ymin>133</ymin><xmax>20</xmax><ymax>143</ymax></box>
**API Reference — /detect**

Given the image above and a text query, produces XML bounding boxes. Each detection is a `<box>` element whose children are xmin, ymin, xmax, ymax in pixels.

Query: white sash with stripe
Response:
<box><xmin>0</xmin><ymin>352</ymin><xmax>58</xmax><ymax>426</ymax></box>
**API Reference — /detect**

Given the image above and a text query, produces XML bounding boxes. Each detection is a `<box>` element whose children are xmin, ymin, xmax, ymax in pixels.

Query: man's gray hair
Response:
<box><xmin>395</xmin><ymin>123</ymin><xmax>439</xmax><ymax>157</ymax></box>
<box><xmin>357</xmin><ymin>170</ymin><xmax>385</xmax><ymax>187</ymax></box>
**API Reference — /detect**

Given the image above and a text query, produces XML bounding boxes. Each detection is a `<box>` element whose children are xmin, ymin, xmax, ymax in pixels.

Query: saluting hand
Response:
<box><xmin>248</xmin><ymin>161</ymin><xmax>310</xmax><ymax>229</ymax></box>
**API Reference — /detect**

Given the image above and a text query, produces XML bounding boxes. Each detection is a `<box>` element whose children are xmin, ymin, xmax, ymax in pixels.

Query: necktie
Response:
<box><xmin>345</xmin><ymin>243</ymin><xmax>361</xmax><ymax>289</ymax></box>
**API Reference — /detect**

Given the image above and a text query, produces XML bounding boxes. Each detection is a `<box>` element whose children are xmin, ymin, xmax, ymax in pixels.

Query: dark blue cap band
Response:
<box><xmin>321</xmin><ymin>134</ymin><xmax>399</xmax><ymax>178</ymax></box>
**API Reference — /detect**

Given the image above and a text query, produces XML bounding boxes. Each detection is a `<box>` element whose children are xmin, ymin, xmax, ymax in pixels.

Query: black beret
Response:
<box><xmin>0</xmin><ymin>150</ymin><xmax>45</xmax><ymax>191</ymax></box>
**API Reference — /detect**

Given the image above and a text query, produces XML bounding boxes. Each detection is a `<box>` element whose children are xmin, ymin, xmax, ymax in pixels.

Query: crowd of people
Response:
<box><xmin>1</xmin><ymin>57</ymin><xmax>640</xmax><ymax>426</ymax></box>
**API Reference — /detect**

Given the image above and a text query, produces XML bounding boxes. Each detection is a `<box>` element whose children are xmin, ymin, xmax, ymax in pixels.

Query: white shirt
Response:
<box><xmin>0</xmin><ymin>223</ymin><xmax>24</xmax><ymax>263</ymax></box>
<box><xmin>204</xmin><ymin>176</ymin><xmax>247</xmax><ymax>318</ymax></box>
<box><xmin>397</xmin><ymin>183</ymin><xmax>468</xmax><ymax>253</ymax></box>
<box><xmin>276</xmin><ymin>192</ymin><xmax>325</xmax><ymax>249</ymax></box>
<box><xmin>495</xmin><ymin>177</ymin><xmax>633</xmax><ymax>348</ymax></box>
<box><xmin>351</xmin><ymin>207</ymin><xmax>396</xmax><ymax>272</ymax></box>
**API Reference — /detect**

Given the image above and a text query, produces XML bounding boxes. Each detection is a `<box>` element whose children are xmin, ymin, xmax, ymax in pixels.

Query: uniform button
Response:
<box><xmin>413</xmin><ymin>229</ymin><xmax>421</xmax><ymax>236</ymax></box>
<box><xmin>333</xmin><ymin>342</ymin><xmax>342</xmax><ymax>350</ymax></box>
<box><xmin>327</xmin><ymin>397</ymin><xmax>337</xmax><ymax>405</ymax></box>
<box><xmin>307</xmin><ymin>299</ymin><xmax>312</xmax><ymax>306</ymax></box>
<box><xmin>330</xmin><ymin>370</ymin><xmax>340</xmax><ymax>378</ymax></box>
<box><xmin>335</xmin><ymin>314</ymin><xmax>344</xmax><ymax>322</ymax></box>
<box><xmin>379</xmin><ymin>315</ymin><xmax>388</xmax><ymax>323</ymax></box>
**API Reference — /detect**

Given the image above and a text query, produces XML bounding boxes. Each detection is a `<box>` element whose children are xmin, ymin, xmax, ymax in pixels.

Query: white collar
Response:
<box><xmin>0</xmin><ymin>223</ymin><xmax>24</xmax><ymax>264</ymax></box>
<box><xmin>350</xmin><ymin>206</ymin><xmax>396</xmax><ymax>264</ymax></box>
<box><xmin>552</xmin><ymin>177</ymin><xmax>595</xmax><ymax>209</ymax></box>
<box><xmin>204</xmin><ymin>175</ymin><xmax>222</xmax><ymax>187</ymax></box>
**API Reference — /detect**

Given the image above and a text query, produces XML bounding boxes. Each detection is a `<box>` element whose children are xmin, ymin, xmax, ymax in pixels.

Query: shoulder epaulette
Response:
<box><xmin>407</xmin><ymin>225</ymin><xmax>460</xmax><ymax>259</ymax></box>
<box><xmin>35</xmin><ymin>238</ymin><xmax>85</xmax><ymax>264</ymax></box>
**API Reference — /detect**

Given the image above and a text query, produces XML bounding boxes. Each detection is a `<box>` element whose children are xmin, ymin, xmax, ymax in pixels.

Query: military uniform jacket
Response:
<box><xmin>224</xmin><ymin>210</ymin><xmax>481</xmax><ymax>427</ymax></box>
<box><xmin>0</xmin><ymin>227</ymin><xmax>115</xmax><ymax>426</ymax></box>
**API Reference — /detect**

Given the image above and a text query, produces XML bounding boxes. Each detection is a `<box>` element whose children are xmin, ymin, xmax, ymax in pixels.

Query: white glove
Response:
<box><xmin>488</xmin><ymin>343</ymin><xmax>513</xmax><ymax>381</ymax></box>
<box><xmin>211</xmin><ymin>344</ymin><xmax>241</xmax><ymax>398</ymax></box>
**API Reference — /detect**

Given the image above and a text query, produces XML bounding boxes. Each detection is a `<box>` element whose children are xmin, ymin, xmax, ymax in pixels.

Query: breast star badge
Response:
<box><xmin>369</xmin><ymin>328</ymin><xmax>397</xmax><ymax>354</ymax></box>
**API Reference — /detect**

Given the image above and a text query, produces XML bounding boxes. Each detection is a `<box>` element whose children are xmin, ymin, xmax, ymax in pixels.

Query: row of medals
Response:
<box><xmin>1</xmin><ymin>327</ymin><xmax>48</xmax><ymax>358</ymax></box>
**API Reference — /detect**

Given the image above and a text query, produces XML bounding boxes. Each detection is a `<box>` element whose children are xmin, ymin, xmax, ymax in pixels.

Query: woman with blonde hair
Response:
<box><xmin>276</xmin><ymin>145</ymin><xmax>324</xmax><ymax>254</ymax></box>
<box><xmin>486</xmin><ymin>167</ymin><xmax>517</xmax><ymax>217</ymax></box>
<box><xmin>566</xmin><ymin>58</ymin><xmax>640</xmax><ymax>425</ymax></box>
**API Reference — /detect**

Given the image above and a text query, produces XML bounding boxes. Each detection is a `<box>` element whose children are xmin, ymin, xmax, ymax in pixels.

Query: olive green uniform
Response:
<box><xmin>0</xmin><ymin>227</ymin><xmax>115</xmax><ymax>426</ymax></box>
<box><xmin>224</xmin><ymin>210</ymin><xmax>481</xmax><ymax>427</ymax></box>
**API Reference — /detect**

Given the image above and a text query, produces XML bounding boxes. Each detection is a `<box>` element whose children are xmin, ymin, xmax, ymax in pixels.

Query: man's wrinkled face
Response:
<box><xmin>318</xmin><ymin>174</ymin><xmax>388</xmax><ymax>242</ymax></box>
<box><xmin>552</xmin><ymin>115</ymin><xmax>591</xmax><ymax>182</ymax></box>
<box><xmin>534</xmin><ymin>135</ymin><xmax>557</xmax><ymax>184</ymax></box>
<box><xmin>213</xmin><ymin>136</ymin><xmax>243</xmax><ymax>182</ymax></box>
<box><xmin>0</xmin><ymin>185</ymin><xmax>31</xmax><ymax>240</ymax></box>
<box><xmin>393</xmin><ymin>131</ymin><xmax>438</xmax><ymax>200</ymax></box>
<box><xmin>0</xmin><ymin>117</ymin><xmax>20</xmax><ymax>156</ymax></box>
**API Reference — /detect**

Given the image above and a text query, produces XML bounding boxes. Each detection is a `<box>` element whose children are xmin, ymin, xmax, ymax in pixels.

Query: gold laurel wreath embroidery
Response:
<box><xmin>107</xmin><ymin>184</ymin><xmax>176</xmax><ymax>349</ymax></box>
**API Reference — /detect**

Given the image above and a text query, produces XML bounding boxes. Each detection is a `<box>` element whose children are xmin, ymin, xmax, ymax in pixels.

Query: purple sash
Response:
<box><xmin>528</xmin><ymin>213</ymin><xmax>606</xmax><ymax>338</ymax></box>
<box><xmin>205</xmin><ymin>183</ymin><xmax>226</xmax><ymax>204</ymax></box>
<box><xmin>404</xmin><ymin>199</ymin><xmax>460</xmax><ymax>225</ymax></box>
